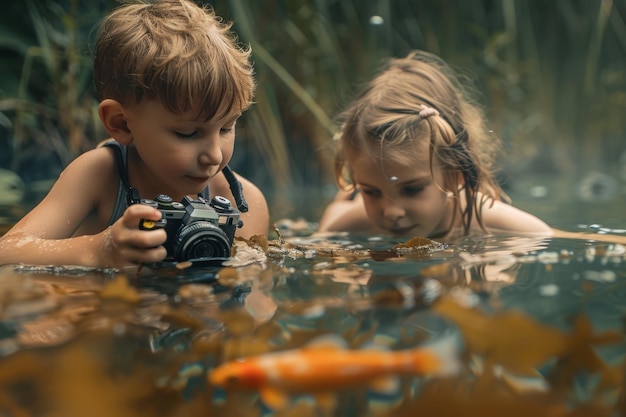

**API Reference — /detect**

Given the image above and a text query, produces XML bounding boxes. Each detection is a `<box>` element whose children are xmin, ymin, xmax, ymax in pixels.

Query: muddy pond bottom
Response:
<box><xmin>0</xmin><ymin>229</ymin><xmax>625</xmax><ymax>417</ymax></box>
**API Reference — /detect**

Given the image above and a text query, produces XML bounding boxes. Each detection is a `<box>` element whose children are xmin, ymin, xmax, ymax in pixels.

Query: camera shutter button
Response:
<box><xmin>210</xmin><ymin>196</ymin><xmax>231</xmax><ymax>210</ymax></box>
<box><xmin>155</xmin><ymin>194</ymin><xmax>173</xmax><ymax>204</ymax></box>
<box><xmin>140</xmin><ymin>199</ymin><xmax>158</xmax><ymax>209</ymax></box>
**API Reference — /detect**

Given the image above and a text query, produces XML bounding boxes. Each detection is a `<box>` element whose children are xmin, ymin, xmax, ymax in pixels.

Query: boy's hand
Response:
<box><xmin>99</xmin><ymin>204</ymin><xmax>167</xmax><ymax>267</ymax></box>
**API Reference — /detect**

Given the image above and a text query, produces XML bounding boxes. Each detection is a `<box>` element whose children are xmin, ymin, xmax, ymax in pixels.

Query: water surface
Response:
<box><xmin>0</xmin><ymin>226</ymin><xmax>624</xmax><ymax>416</ymax></box>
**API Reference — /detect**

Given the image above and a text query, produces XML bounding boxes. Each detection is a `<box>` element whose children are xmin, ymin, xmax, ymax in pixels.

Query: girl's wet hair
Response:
<box><xmin>93</xmin><ymin>0</ymin><xmax>254</xmax><ymax>121</ymax></box>
<box><xmin>334</xmin><ymin>50</ymin><xmax>505</xmax><ymax>236</ymax></box>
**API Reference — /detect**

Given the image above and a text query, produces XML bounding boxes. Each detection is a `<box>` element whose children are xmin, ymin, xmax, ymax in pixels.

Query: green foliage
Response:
<box><xmin>0</xmin><ymin>0</ymin><xmax>112</xmax><ymax>172</ymax></box>
<box><xmin>212</xmin><ymin>0</ymin><xmax>626</xmax><ymax>186</ymax></box>
<box><xmin>0</xmin><ymin>0</ymin><xmax>624</xmax><ymax>190</ymax></box>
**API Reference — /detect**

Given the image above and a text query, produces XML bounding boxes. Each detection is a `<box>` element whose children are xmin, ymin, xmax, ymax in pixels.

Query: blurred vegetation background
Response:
<box><xmin>0</xmin><ymin>0</ymin><xmax>625</xmax><ymax>226</ymax></box>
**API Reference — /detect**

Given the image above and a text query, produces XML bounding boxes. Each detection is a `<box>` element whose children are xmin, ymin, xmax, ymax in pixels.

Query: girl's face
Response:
<box><xmin>349</xmin><ymin>145</ymin><xmax>455</xmax><ymax>238</ymax></box>
<box><xmin>123</xmin><ymin>100</ymin><xmax>239</xmax><ymax>200</ymax></box>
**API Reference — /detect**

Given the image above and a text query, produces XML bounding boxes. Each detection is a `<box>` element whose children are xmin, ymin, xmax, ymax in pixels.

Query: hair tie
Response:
<box><xmin>418</xmin><ymin>105</ymin><xmax>439</xmax><ymax>119</ymax></box>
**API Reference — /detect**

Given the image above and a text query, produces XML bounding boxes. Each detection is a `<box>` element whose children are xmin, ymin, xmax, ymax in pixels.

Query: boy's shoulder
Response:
<box><xmin>55</xmin><ymin>145</ymin><xmax>119</xmax><ymax>203</ymax></box>
<box><xmin>210</xmin><ymin>170</ymin><xmax>264</xmax><ymax>200</ymax></box>
<box><xmin>210</xmin><ymin>170</ymin><xmax>270</xmax><ymax>238</ymax></box>
<box><xmin>67</xmin><ymin>144</ymin><xmax>118</xmax><ymax>174</ymax></box>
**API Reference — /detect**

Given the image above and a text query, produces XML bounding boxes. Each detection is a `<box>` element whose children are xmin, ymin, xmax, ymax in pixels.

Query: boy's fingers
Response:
<box><xmin>122</xmin><ymin>204</ymin><xmax>162</xmax><ymax>228</ymax></box>
<box><xmin>130</xmin><ymin>246</ymin><xmax>167</xmax><ymax>264</ymax></box>
<box><xmin>114</xmin><ymin>245</ymin><xmax>167</xmax><ymax>266</ymax></box>
<box><xmin>137</xmin><ymin>227</ymin><xmax>167</xmax><ymax>247</ymax></box>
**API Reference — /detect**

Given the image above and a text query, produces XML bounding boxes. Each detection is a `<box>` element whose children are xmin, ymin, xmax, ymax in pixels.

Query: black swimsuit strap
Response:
<box><xmin>102</xmin><ymin>141</ymin><xmax>140</xmax><ymax>205</ymax></box>
<box><xmin>102</xmin><ymin>141</ymin><xmax>246</xmax><ymax>211</ymax></box>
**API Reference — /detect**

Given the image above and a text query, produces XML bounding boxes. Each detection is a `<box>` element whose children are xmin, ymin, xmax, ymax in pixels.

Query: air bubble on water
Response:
<box><xmin>112</xmin><ymin>323</ymin><xmax>126</xmax><ymax>336</ymax></box>
<box><xmin>583</xmin><ymin>270</ymin><xmax>616</xmax><ymax>283</ymax></box>
<box><xmin>369</xmin><ymin>15</ymin><xmax>384</xmax><ymax>25</ymax></box>
<box><xmin>313</xmin><ymin>261</ymin><xmax>331</xmax><ymax>270</ymax></box>
<box><xmin>539</xmin><ymin>284</ymin><xmax>559</xmax><ymax>296</ymax></box>
<box><xmin>537</xmin><ymin>251</ymin><xmax>559</xmax><ymax>264</ymax></box>
<box><xmin>529</xmin><ymin>186</ymin><xmax>548</xmax><ymax>198</ymax></box>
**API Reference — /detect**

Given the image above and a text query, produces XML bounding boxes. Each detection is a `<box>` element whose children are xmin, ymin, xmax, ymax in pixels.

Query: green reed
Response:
<box><xmin>213</xmin><ymin>0</ymin><xmax>626</xmax><ymax>186</ymax></box>
<box><xmin>0</xmin><ymin>0</ymin><xmax>109</xmax><ymax>173</ymax></box>
<box><xmin>0</xmin><ymin>0</ymin><xmax>623</xmax><ymax>192</ymax></box>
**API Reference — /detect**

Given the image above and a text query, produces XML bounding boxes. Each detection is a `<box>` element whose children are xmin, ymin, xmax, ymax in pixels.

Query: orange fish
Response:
<box><xmin>209</xmin><ymin>334</ymin><xmax>459</xmax><ymax>410</ymax></box>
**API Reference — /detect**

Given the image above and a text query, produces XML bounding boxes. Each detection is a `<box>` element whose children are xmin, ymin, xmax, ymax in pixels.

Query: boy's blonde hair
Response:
<box><xmin>334</xmin><ymin>50</ymin><xmax>505</xmax><ymax>235</ymax></box>
<box><xmin>93</xmin><ymin>0</ymin><xmax>254</xmax><ymax>120</ymax></box>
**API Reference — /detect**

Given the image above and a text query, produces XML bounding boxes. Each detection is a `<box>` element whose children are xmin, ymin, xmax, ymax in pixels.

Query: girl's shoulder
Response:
<box><xmin>476</xmin><ymin>195</ymin><xmax>552</xmax><ymax>235</ymax></box>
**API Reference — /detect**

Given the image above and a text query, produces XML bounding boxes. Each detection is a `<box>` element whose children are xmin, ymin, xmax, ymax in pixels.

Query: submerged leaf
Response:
<box><xmin>99</xmin><ymin>275</ymin><xmax>140</xmax><ymax>303</ymax></box>
<box><xmin>432</xmin><ymin>296</ymin><xmax>570</xmax><ymax>375</ymax></box>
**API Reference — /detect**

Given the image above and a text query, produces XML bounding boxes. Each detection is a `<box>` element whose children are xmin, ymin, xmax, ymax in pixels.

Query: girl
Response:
<box><xmin>318</xmin><ymin>50</ymin><xmax>552</xmax><ymax>240</ymax></box>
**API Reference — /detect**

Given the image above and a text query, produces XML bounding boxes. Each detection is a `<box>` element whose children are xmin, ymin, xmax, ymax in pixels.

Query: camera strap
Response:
<box><xmin>221</xmin><ymin>165</ymin><xmax>249</xmax><ymax>213</ymax></box>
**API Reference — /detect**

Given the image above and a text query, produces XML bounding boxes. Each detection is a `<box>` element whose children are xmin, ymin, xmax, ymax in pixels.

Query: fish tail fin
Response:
<box><xmin>412</xmin><ymin>334</ymin><xmax>460</xmax><ymax>377</ymax></box>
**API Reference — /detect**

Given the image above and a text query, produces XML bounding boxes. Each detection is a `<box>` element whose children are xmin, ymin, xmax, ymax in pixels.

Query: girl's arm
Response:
<box><xmin>480</xmin><ymin>199</ymin><xmax>554</xmax><ymax>236</ymax></box>
<box><xmin>0</xmin><ymin>149</ymin><xmax>167</xmax><ymax>268</ymax></box>
<box><xmin>480</xmin><ymin>198</ymin><xmax>626</xmax><ymax>244</ymax></box>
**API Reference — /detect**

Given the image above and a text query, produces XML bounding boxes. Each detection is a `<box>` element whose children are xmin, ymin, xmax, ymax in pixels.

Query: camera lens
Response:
<box><xmin>173</xmin><ymin>221</ymin><xmax>231</xmax><ymax>261</ymax></box>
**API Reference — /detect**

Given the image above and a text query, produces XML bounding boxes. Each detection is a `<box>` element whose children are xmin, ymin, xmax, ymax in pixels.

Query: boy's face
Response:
<box><xmin>123</xmin><ymin>100</ymin><xmax>239</xmax><ymax>199</ymax></box>
<box><xmin>349</xmin><ymin>143</ymin><xmax>454</xmax><ymax>238</ymax></box>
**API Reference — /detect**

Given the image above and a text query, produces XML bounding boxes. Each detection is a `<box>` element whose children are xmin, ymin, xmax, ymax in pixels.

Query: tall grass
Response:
<box><xmin>0</xmin><ymin>0</ymin><xmax>108</xmax><ymax>175</ymax></box>
<box><xmin>0</xmin><ymin>0</ymin><xmax>624</xmax><ymax>209</ymax></box>
<box><xmin>211</xmin><ymin>0</ymin><xmax>626</xmax><ymax>188</ymax></box>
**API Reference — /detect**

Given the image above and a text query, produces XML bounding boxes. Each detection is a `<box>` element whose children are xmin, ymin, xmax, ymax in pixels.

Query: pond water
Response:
<box><xmin>0</xmin><ymin>174</ymin><xmax>625</xmax><ymax>417</ymax></box>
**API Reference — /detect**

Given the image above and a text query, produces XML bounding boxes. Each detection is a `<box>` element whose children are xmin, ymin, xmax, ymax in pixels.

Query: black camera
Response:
<box><xmin>139</xmin><ymin>194</ymin><xmax>242</xmax><ymax>263</ymax></box>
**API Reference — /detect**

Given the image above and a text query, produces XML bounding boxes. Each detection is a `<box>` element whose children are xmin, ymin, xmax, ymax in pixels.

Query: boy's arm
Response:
<box><xmin>0</xmin><ymin>149</ymin><xmax>167</xmax><ymax>268</ymax></box>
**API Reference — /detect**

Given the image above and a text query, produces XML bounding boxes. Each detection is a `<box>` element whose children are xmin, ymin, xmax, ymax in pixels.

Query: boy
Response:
<box><xmin>0</xmin><ymin>0</ymin><xmax>269</xmax><ymax>268</ymax></box>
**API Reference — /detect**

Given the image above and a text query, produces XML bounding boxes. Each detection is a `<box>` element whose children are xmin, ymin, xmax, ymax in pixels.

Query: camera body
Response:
<box><xmin>140</xmin><ymin>194</ymin><xmax>242</xmax><ymax>263</ymax></box>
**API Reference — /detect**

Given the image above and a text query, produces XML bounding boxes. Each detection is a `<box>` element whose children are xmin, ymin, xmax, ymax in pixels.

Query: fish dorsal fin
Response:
<box><xmin>259</xmin><ymin>386</ymin><xmax>290</xmax><ymax>410</ymax></box>
<box><xmin>369</xmin><ymin>376</ymin><xmax>400</xmax><ymax>395</ymax></box>
<box><xmin>360</xmin><ymin>338</ymin><xmax>393</xmax><ymax>351</ymax></box>
<box><xmin>303</xmin><ymin>334</ymin><xmax>348</xmax><ymax>351</ymax></box>
<box><xmin>313</xmin><ymin>392</ymin><xmax>337</xmax><ymax>413</ymax></box>
<box><xmin>501</xmin><ymin>369</ymin><xmax>548</xmax><ymax>393</ymax></box>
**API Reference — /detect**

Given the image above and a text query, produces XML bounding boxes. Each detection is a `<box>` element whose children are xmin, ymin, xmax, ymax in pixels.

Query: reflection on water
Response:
<box><xmin>0</xmin><ymin>229</ymin><xmax>625</xmax><ymax>416</ymax></box>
